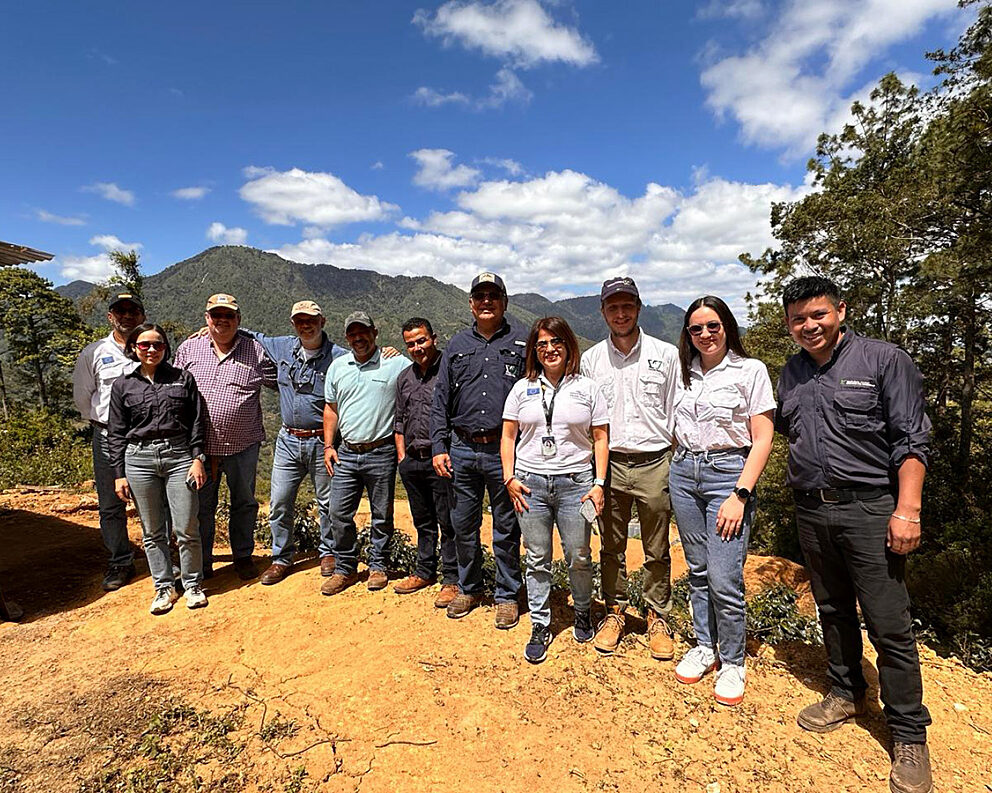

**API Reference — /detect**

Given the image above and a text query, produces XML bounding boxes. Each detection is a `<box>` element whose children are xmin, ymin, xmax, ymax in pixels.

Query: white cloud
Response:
<box><xmin>413</xmin><ymin>0</ymin><xmax>598</xmax><ymax>68</ymax></box>
<box><xmin>171</xmin><ymin>185</ymin><xmax>211</xmax><ymax>200</ymax></box>
<box><xmin>206</xmin><ymin>222</ymin><xmax>248</xmax><ymax>245</ymax></box>
<box><xmin>410</xmin><ymin>149</ymin><xmax>481</xmax><ymax>191</ymax></box>
<box><xmin>58</xmin><ymin>234</ymin><xmax>145</xmax><ymax>281</ymax></box>
<box><xmin>698</xmin><ymin>0</ymin><xmax>764</xmax><ymax>20</ymax></box>
<box><xmin>81</xmin><ymin>181</ymin><xmax>136</xmax><ymax>206</ymax></box>
<box><xmin>371</xmin><ymin>161</ymin><xmax>385</xmax><ymax>170</ymax></box>
<box><xmin>413</xmin><ymin>67</ymin><xmax>532</xmax><ymax>110</ymax></box>
<box><xmin>239</xmin><ymin>167</ymin><xmax>399</xmax><ymax>228</ymax></box>
<box><xmin>479</xmin><ymin>156</ymin><xmax>524</xmax><ymax>176</ymax></box>
<box><xmin>36</xmin><ymin>209</ymin><xmax>85</xmax><ymax>226</ymax></box>
<box><xmin>90</xmin><ymin>234</ymin><xmax>143</xmax><ymax>252</ymax></box>
<box><xmin>411</xmin><ymin>86</ymin><xmax>471</xmax><ymax>106</ymax></box>
<box><xmin>700</xmin><ymin>0</ymin><xmax>958</xmax><ymax>156</ymax></box>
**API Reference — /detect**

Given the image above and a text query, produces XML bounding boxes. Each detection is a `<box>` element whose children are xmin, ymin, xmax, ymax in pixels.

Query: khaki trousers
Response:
<box><xmin>600</xmin><ymin>450</ymin><xmax>673</xmax><ymax>615</ymax></box>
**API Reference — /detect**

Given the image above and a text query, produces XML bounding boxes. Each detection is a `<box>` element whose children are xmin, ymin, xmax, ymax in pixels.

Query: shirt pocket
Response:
<box><xmin>779</xmin><ymin>396</ymin><xmax>802</xmax><ymax>441</ymax></box>
<box><xmin>499</xmin><ymin>347</ymin><xmax>525</xmax><ymax>380</ymax></box>
<box><xmin>833</xmin><ymin>388</ymin><xmax>882</xmax><ymax>432</ymax></box>
<box><xmin>450</xmin><ymin>351</ymin><xmax>475</xmax><ymax>390</ymax></box>
<box><xmin>706</xmin><ymin>387</ymin><xmax>743</xmax><ymax>426</ymax></box>
<box><xmin>639</xmin><ymin>374</ymin><xmax>668</xmax><ymax>408</ymax></box>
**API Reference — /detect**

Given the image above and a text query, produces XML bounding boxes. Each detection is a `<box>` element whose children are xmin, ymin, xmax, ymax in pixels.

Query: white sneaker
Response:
<box><xmin>714</xmin><ymin>664</ymin><xmax>746</xmax><ymax>706</ymax></box>
<box><xmin>675</xmin><ymin>644</ymin><xmax>719</xmax><ymax>684</ymax></box>
<box><xmin>184</xmin><ymin>584</ymin><xmax>208</xmax><ymax>609</ymax></box>
<box><xmin>149</xmin><ymin>587</ymin><xmax>179</xmax><ymax>615</ymax></box>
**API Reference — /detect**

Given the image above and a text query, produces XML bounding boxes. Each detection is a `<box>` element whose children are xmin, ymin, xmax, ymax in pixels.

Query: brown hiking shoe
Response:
<box><xmin>889</xmin><ymin>742</ymin><xmax>933</xmax><ymax>793</ymax></box>
<box><xmin>367</xmin><ymin>570</ymin><xmax>389</xmax><ymax>591</ymax></box>
<box><xmin>446</xmin><ymin>593</ymin><xmax>482</xmax><ymax>619</ymax></box>
<box><xmin>259</xmin><ymin>562</ymin><xmax>291</xmax><ymax>585</ymax></box>
<box><xmin>320</xmin><ymin>556</ymin><xmax>336</xmax><ymax>577</ymax></box>
<box><xmin>321</xmin><ymin>572</ymin><xmax>360</xmax><ymax>596</ymax></box>
<box><xmin>434</xmin><ymin>584</ymin><xmax>459</xmax><ymax>609</ymax></box>
<box><xmin>797</xmin><ymin>692</ymin><xmax>867</xmax><ymax>733</ymax></box>
<box><xmin>494</xmin><ymin>601</ymin><xmax>519</xmax><ymax>630</ymax></box>
<box><xmin>594</xmin><ymin>607</ymin><xmax>625</xmax><ymax>654</ymax></box>
<box><xmin>394</xmin><ymin>575</ymin><xmax>433</xmax><ymax>594</ymax></box>
<box><xmin>646</xmin><ymin>612</ymin><xmax>674</xmax><ymax>660</ymax></box>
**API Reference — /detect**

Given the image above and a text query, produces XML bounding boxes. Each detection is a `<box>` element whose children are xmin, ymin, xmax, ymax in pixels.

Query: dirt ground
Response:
<box><xmin>0</xmin><ymin>488</ymin><xmax>990</xmax><ymax>792</ymax></box>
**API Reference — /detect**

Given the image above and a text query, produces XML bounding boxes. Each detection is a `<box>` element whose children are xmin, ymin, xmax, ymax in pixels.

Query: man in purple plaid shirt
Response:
<box><xmin>174</xmin><ymin>293</ymin><xmax>277</xmax><ymax>580</ymax></box>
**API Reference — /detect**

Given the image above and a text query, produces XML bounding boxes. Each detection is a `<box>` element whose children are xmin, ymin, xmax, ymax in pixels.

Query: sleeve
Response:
<box><xmin>106</xmin><ymin>378</ymin><xmax>129</xmax><ymax>478</ymax></box>
<box><xmin>393</xmin><ymin>374</ymin><xmax>407</xmax><ymax>435</ymax></box>
<box><xmin>173</xmin><ymin>341</ymin><xmax>189</xmax><ymax>370</ymax></box>
<box><xmin>241</xmin><ymin>327</ymin><xmax>278</xmax><ymax>359</ymax></box>
<box><xmin>331</xmin><ymin>343</ymin><xmax>349</xmax><ymax>360</ymax></box>
<box><xmin>430</xmin><ymin>348</ymin><xmax>453</xmax><ymax>456</ymax></box>
<box><xmin>774</xmin><ymin>373</ymin><xmax>790</xmax><ymax>436</ymax></box>
<box><xmin>746</xmin><ymin>360</ymin><xmax>777</xmax><ymax>417</ymax></box>
<box><xmin>187</xmin><ymin>373</ymin><xmax>206</xmax><ymax>460</ymax></box>
<box><xmin>72</xmin><ymin>346</ymin><xmax>95</xmax><ymax>420</ymax></box>
<box><xmin>324</xmin><ymin>362</ymin><xmax>338</xmax><ymax>404</ymax></box>
<box><xmin>590</xmin><ymin>379</ymin><xmax>609</xmax><ymax>426</ymax></box>
<box><xmin>258</xmin><ymin>342</ymin><xmax>278</xmax><ymax>388</ymax></box>
<box><xmin>502</xmin><ymin>380</ymin><xmax>523</xmax><ymax>421</ymax></box>
<box><xmin>664</xmin><ymin>345</ymin><xmax>681</xmax><ymax>430</ymax></box>
<box><xmin>579</xmin><ymin>348</ymin><xmax>592</xmax><ymax>379</ymax></box>
<box><xmin>881</xmin><ymin>347</ymin><xmax>931</xmax><ymax>469</ymax></box>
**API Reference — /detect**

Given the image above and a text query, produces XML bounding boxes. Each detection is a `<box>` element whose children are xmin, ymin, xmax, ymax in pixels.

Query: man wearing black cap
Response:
<box><xmin>430</xmin><ymin>272</ymin><xmax>527</xmax><ymax>627</ymax></box>
<box><xmin>580</xmin><ymin>277</ymin><xmax>680</xmax><ymax>659</ymax></box>
<box><xmin>73</xmin><ymin>293</ymin><xmax>146</xmax><ymax>590</ymax></box>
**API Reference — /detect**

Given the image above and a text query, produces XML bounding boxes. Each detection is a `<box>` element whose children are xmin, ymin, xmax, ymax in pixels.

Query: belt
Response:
<box><xmin>90</xmin><ymin>420</ymin><xmax>108</xmax><ymax>430</ymax></box>
<box><xmin>455</xmin><ymin>428</ymin><xmax>501</xmax><ymax>445</ymax></box>
<box><xmin>794</xmin><ymin>486</ymin><xmax>891</xmax><ymax>504</ymax></box>
<box><xmin>405</xmin><ymin>448</ymin><xmax>433</xmax><ymax>460</ymax></box>
<box><xmin>283</xmin><ymin>426</ymin><xmax>323</xmax><ymax>438</ymax></box>
<box><xmin>342</xmin><ymin>436</ymin><xmax>394</xmax><ymax>454</ymax></box>
<box><xmin>610</xmin><ymin>447</ymin><xmax>670</xmax><ymax>466</ymax></box>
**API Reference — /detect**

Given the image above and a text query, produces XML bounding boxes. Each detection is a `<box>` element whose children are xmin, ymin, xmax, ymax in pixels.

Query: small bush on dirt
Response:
<box><xmin>258</xmin><ymin>713</ymin><xmax>299</xmax><ymax>744</ymax></box>
<box><xmin>746</xmin><ymin>584</ymin><xmax>823</xmax><ymax>645</ymax></box>
<box><xmin>0</xmin><ymin>409</ymin><xmax>90</xmax><ymax>489</ymax></box>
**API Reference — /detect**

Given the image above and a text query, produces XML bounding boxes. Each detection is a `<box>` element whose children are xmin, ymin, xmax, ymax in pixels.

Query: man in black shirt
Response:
<box><xmin>392</xmin><ymin>318</ymin><xmax>458</xmax><ymax>605</ymax></box>
<box><xmin>776</xmin><ymin>276</ymin><xmax>932</xmax><ymax>793</ymax></box>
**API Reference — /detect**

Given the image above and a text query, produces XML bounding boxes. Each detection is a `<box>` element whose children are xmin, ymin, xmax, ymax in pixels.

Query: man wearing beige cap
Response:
<box><xmin>174</xmin><ymin>293</ymin><xmax>277</xmax><ymax>580</ymax></box>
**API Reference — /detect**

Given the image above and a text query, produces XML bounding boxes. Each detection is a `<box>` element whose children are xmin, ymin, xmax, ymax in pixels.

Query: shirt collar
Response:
<box><xmin>413</xmin><ymin>350</ymin><xmax>442</xmax><ymax>380</ymax></box>
<box><xmin>690</xmin><ymin>350</ymin><xmax>744</xmax><ymax>378</ymax></box>
<box><xmin>295</xmin><ymin>332</ymin><xmax>333</xmax><ymax>360</ymax></box>
<box><xmin>471</xmin><ymin>318</ymin><xmax>510</xmax><ymax>341</ymax></box>
<box><xmin>351</xmin><ymin>347</ymin><xmax>381</xmax><ymax>368</ymax></box>
<box><xmin>106</xmin><ymin>332</ymin><xmax>125</xmax><ymax>352</ymax></box>
<box><xmin>608</xmin><ymin>329</ymin><xmax>641</xmax><ymax>361</ymax></box>
<box><xmin>800</xmin><ymin>326</ymin><xmax>853</xmax><ymax>369</ymax></box>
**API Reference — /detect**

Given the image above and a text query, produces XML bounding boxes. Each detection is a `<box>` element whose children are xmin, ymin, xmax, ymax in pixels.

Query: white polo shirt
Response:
<box><xmin>73</xmin><ymin>333</ymin><xmax>137</xmax><ymax>424</ymax></box>
<box><xmin>674</xmin><ymin>351</ymin><xmax>776</xmax><ymax>452</ymax></box>
<box><xmin>580</xmin><ymin>330</ymin><xmax>680</xmax><ymax>453</ymax></box>
<box><xmin>502</xmin><ymin>373</ymin><xmax>608</xmax><ymax>474</ymax></box>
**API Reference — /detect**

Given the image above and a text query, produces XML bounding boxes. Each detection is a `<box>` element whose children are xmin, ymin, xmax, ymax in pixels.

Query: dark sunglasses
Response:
<box><xmin>535</xmin><ymin>337</ymin><xmax>565</xmax><ymax>350</ymax></box>
<box><xmin>687</xmin><ymin>321</ymin><xmax>723</xmax><ymax>337</ymax></box>
<box><xmin>135</xmin><ymin>341</ymin><xmax>166</xmax><ymax>351</ymax></box>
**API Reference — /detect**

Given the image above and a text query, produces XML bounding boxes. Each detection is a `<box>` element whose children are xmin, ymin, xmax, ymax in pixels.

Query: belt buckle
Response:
<box><xmin>819</xmin><ymin>489</ymin><xmax>840</xmax><ymax>504</ymax></box>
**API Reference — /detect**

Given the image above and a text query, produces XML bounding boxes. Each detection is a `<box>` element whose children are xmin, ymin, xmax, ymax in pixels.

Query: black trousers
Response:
<box><xmin>398</xmin><ymin>455</ymin><xmax>458</xmax><ymax>584</ymax></box>
<box><xmin>796</xmin><ymin>492</ymin><xmax>931</xmax><ymax>743</ymax></box>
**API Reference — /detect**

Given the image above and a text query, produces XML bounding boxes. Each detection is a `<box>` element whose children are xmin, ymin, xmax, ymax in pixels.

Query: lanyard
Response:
<box><xmin>540</xmin><ymin>378</ymin><xmax>562</xmax><ymax>434</ymax></box>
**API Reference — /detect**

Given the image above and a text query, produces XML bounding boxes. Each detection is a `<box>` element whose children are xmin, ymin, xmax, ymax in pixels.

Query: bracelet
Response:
<box><xmin>892</xmin><ymin>513</ymin><xmax>921</xmax><ymax>524</ymax></box>
<box><xmin>504</xmin><ymin>475</ymin><xmax>517</xmax><ymax>487</ymax></box>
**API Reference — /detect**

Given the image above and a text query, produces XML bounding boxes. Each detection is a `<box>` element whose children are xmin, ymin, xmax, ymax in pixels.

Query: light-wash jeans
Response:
<box><xmin>330</xmin><ymin>444</ymin><xmax>397</xmax><ymax>576</ymax></box>
<box><xmin>197</xmin><ymin>442</ymin><xmax>260</xmax><ymax>572</ymax></box>
<box><xmin>269</xmin><ymin>429</ymin><xmax>334</xmax><ymax>565</ymax></box>
<box><xmin>92</xmin><ymin>425</ymin><xmax>134</xmax><ymax>566</ymax></box>
<box><xmin>515</xmin><ymin>468</ymin><xmax>594</xmax><ymax>628</ymax></box>
<box><xmin>669</xmin><ymin>447</ymin><xmax>753</xmax><ymax>666</ymax></box>
<box><xmin>124</xmin><ymin>437</ymin><xmax>202</xmax><ymax>591</ymax></box>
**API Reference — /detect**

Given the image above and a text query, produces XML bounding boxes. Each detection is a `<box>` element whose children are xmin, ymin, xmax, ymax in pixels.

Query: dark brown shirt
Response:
<box><xmin>394</xmin><ymin>352</ymin><xmax>442</xmax><ymax>455</ymax></box>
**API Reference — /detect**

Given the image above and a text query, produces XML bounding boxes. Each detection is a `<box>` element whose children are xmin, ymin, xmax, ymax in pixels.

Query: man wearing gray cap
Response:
<box><xmin>73</xmin><ymin>292</ymin><xmax>146</xmax><ymax>590</ymax></box>
<box><xmin>581</xmin><ymin>276</ymin><xmax>680</xmax><ymax>659</ymax></box>
<box><xmin>321</xmin><ymin>311</ymin><xmax>411</xmax><ymax>596</ymax></box>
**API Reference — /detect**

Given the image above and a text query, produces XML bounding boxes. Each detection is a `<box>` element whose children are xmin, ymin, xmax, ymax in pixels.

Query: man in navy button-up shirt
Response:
<box><xmin>430</xmin><ymin>272</ymin><xmax>527</xmax><ymax>627</ymax></box>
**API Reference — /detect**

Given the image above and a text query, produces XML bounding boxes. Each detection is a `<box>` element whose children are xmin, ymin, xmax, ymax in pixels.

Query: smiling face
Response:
<box><xmin>687</xmin><ymin>306</ymin><xmax>727</xmax><ymax>362</ymax></box>
<box><xmin>785</xmin><ymin>295</ymin><xmax>846</xmax><ymax>364</ymax></box>
<box><xmin>346</xmin><ymin>322</ymin><xmax>378</xmax><ymax>362</ymax></box>
<box><xmin>291</xmin><ymin>312</ymin><xmax>325</xmax><ymax>348</ymax></box>
<box><xmin>403</xmin><ymin>325</ymin><xmax>437</xmax><ymax>368</ymax></box>
<box><xmin>470</xmin><ymin>286</ymin><xmax>507</xmax><ymax>326</ymax></box>
<box><xmin>535</xmin><ymin>328</ymin><xmax>567</xmax><ymax>379</ymax></box>
<box><xmin>134</xmin><ymin>329</ymin><xmax>167</xmax><ymax>369</ymax></box>
<box><xmin>108</xmin><ymin>301</ymin><xmax>146</xmax><ymax>343</ymax></box>
<box><xmin>206</xmin><ymin>307</ymin><xmax>240</xmax><ymax>347</ymax></box>
<box><xmin>601</xmin><ymin>293</ymin><xmax>640</xmax><ymax>339</ymax></box>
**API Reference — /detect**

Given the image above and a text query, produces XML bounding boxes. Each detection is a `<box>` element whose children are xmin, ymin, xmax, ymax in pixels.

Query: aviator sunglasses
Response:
<box><xmin>687</xmin><ymin>321</ymin><xmax>723</xmax><ymax>337</ymax></box>
<box><xmin>535</xmin><ymin>337</ymin><xmax>565</xmax><ymax>350</ymax></box>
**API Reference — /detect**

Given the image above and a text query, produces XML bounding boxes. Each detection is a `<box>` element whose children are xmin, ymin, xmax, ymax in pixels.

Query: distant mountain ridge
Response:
<box><xmin>57</xmin><ymin>246</ymin><xmax>684</xmax><ymax>346</ymax></box>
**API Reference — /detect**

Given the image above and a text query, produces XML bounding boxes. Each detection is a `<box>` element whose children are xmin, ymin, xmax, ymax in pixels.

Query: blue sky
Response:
<box><xmin>1</xmin><ymin>0</ymin><xmax>966</xmax><ymax>310</ymax></box>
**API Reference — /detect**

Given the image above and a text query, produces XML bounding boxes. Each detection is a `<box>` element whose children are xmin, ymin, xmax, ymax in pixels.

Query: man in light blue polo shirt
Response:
<box><xmin>322</xmin><ymin>310</ymin><xmax>411</xmax><ymax>596</ymax></box>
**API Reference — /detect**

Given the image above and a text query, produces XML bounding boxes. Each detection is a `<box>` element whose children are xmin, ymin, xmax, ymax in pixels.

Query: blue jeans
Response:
<box><xmin>269</xmin><ymin>429</ymin><xmax>334</xmax><ymax>564</ymax></box>
<box><xmin>197</xmin><ymin>442</ymin><xmax>260</xmax><ymax>571</ymax></box>
<box><xmin>669</xmin><ymin>448</ymin><xmax>753</xmax><ymax>666</ymax></box>
<box><xmin>515</xmin><ymin>469</ymin><xmax>594</xmax><ymax>628</ymax></box>
<box><xmin>124</xmin><ymin>438</ymin><xmax>202</xmax><ymax>590</ymax></box>
<box><xmin>330</xmin><ymin>444</ymin><xmax>397</xmax><ymax>575</ymax></box>
<box><xmin>92</xmin><ymin>425</ymin><xmax>133</xmax><ymax>566</ymax></box>
<box><xmin>449</xmin><ymin>438</ymin><xmax>521</xmax><ymax>603</ymax></box>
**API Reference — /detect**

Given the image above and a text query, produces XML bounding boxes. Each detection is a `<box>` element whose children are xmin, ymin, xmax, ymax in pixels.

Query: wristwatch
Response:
<box><xmin>734</xmin><ymin>486</ymin><xmax>752</xmax><ymax>501</ymax></box>
<box><xmin>195</xmin><ymin>453</ymin><xmax>207</xmax><ymax>463</ymax></box>
<box><xmin>593</xmin><ymin>477</ymin><xmax>606</xmax><ymax>487</ymax></box>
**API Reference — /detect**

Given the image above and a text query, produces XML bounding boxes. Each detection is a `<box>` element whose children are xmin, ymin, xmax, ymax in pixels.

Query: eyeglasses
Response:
<box><xmin>535</xmin><ymin>337</ymin><xmax>565</xmax><ymax>350</ymax></box>
<box><xmin>135</xmin><ymin>341</ymin><xmax>166</xmax><ymax>351</ymax></box>
<box><xmin>687</xmin><ymin>321</ymin><xmax>723</xmax><ymax>336</ymax></box>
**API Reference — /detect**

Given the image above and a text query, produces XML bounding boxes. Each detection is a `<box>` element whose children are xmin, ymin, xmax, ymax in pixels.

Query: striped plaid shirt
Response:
<box><xmin>173</xmin><ymin>334</ymin><xmax>277</xmax><ymax>456</ymax></box>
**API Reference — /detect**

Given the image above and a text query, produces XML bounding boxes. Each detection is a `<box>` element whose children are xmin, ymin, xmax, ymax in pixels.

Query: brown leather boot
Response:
<box><xmin>320</xmin><ymin>556</ymin><xmax>336</xmax><ymax>577</ymax></box>
<box><xmin>367</xmin><ymin>570</ymin><xmax>389</xmax><ymax>591</ymax></box>
<box><xmin>259</xmin><ymin>562</ymin><xmax>291</xmax><ymax>585</ymax></box>
<box><xmin>434</xmin><ymin>584</ymin><xmax>459</xmax><ymax>609</ymax></box>
<box><xmin>593</xmin><ymin>606</ymin><xmax>625</xmax><ymax>654</ymax></box>
<box><xmin>796</xmin><ymin>692</ymin><xmax>867</xmax><ymax>733</ymax></box>
<box><xmin>646</xmin><ymin>611</ymin><xmax>674</xmax><ymax>660</ymax></box>
<box><xmin>889</xmin><ymin>742</ymin><xmax>933</xmax><ymax>793</ymax></box>
<box><xmin>393</xmin><ymin>575</ymin><xmax>433</xmax><ymax>594</ymax></box>
<box><xmin>321</xmin><ymin>572</ymin><xmax>359</xmax><ymax>596</ymax></box>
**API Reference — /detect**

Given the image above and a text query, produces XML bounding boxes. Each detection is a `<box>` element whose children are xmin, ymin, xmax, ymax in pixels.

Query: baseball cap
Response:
<box><xmin>291</xmin><ymin>300</ymin><xmax>323</xmax><ymax>318</ymax></box>
<box><xmin>205</xmin><ymin>293</ymin><xmax>240</xmax><ymax>312</ymax></box>
<box><xmin>108</xmin><ymin>293</ymin><xmax>144</xmax><ymax>312</ymax></box>
<box><xmin>470</xmin><ymin>272</ymin><xmax>506</xmax><ymax>296</ymax></box>
<box><xmin>600</xmin><ymin>277</ymin><xmax>639</xmax><ymax>302</ymax></box>
<box><xmin>344</xmin><ymin>310</ymin><xmax>374</xmax><ymax>332</ymax></box>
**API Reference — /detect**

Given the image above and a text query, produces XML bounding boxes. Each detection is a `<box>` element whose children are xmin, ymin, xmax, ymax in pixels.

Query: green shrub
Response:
<box><xmin>0</xmin><ymin>409</ymin><xmax>91</xmax><ymax>489</ymax></box>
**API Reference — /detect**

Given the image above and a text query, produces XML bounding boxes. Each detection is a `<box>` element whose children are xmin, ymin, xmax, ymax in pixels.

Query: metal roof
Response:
<box><xmin>0</xmin><ymin>241</ymin><xmax>55</xmax><ymax>267</ymax></box>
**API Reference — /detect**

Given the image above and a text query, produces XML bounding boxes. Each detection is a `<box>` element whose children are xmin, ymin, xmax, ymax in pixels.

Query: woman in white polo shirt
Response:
<box><xmin>670</xmin><ymin>296</ymin><xmax>775</xmax><ymax>706</ymax></box>
<box><xmin>501</xmin><ymin>317</ymin><xmax>609</xmax><ymax>664</ymax></box>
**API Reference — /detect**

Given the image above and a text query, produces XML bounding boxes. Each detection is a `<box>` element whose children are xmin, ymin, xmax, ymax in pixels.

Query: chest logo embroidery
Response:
<box><xmin>505</xmin><ymin>363</ymin><xmax>517</xmax><ymax>377</ymax></box>
<box><xmin>647</xmin><ymin>359</ymin><xmax>663</xmax><ymax>371</ymax></box>
<box><xmin>839</xmin><ymin>378</ymin><xmax>876</xmax><ymax>389</ymax></box>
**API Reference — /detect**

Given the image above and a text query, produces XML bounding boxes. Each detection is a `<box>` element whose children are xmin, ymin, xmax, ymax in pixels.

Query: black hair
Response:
<box><xmin>401</xmin><ymin>317</ymin><xmax>435</xmax><ymax>336</ymax></box>
<box><xmin>124</xmin><ymin>323</ymin><xmax>172</xmax><ymax>362</ymax></box>
<box><xmin>678</xmin><ymin>296</ymin><xmax>749</xmax><ymax>389</ymax></box>
<box><xmin>781</xmin><ymin>276</ymin><xmax>841</xmax><ymax>312</ymax></box>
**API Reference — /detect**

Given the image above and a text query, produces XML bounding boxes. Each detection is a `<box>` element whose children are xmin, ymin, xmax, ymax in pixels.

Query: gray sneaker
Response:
<box><xmin>149</xmin><ymin>587</ymin><xmax>179</xmax><ymax>615</ymax></box>
<box><xmin>889</xmin><ymin>742</ymin><xmax>933</xmax><ymax>793</ymax></box>
<box><xmin>184</xmin><ymin>585</ymin><xmax>208</xmax><ymax>609</ymax></box>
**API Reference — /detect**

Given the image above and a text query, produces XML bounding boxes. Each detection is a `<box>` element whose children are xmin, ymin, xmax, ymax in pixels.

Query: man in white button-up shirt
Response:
<box><xmin>580</xmin><ymin>277</ymin><xmax>680</xmax><ymax>659</ymax></box>
<box><xmin>72</xmin><ymin>293</ymin><xmax>144</xmax><ymax>591</ymax></box>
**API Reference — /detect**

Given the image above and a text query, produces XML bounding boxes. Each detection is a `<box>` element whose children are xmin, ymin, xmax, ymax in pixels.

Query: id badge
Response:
<box><xmin>541</xmin><ymin>435</ymin><xmax>557</xmax><ymax>458</ymax></box>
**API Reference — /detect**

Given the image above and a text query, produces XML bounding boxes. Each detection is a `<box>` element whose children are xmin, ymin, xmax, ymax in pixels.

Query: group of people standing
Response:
<box><xmin>73</xmin><ymin>271</ymin><xmax>933</xmax><ymax>793</ymax></box>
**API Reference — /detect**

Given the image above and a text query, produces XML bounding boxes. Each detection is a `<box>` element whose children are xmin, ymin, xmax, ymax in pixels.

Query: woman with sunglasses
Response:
<box><xmin>501</xmin><ymin>317</ymin><xmax>609</xmax><ymax>663</ymax></box>
<box><xmin>669</xmin><ymin>297</ymin><xmax>775</xmax><ymax>705</ymax></box>
<box><xmin>107</xmin><ymin>323</ymin><xmax>208</xmax><ymax>614</ymax></box>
